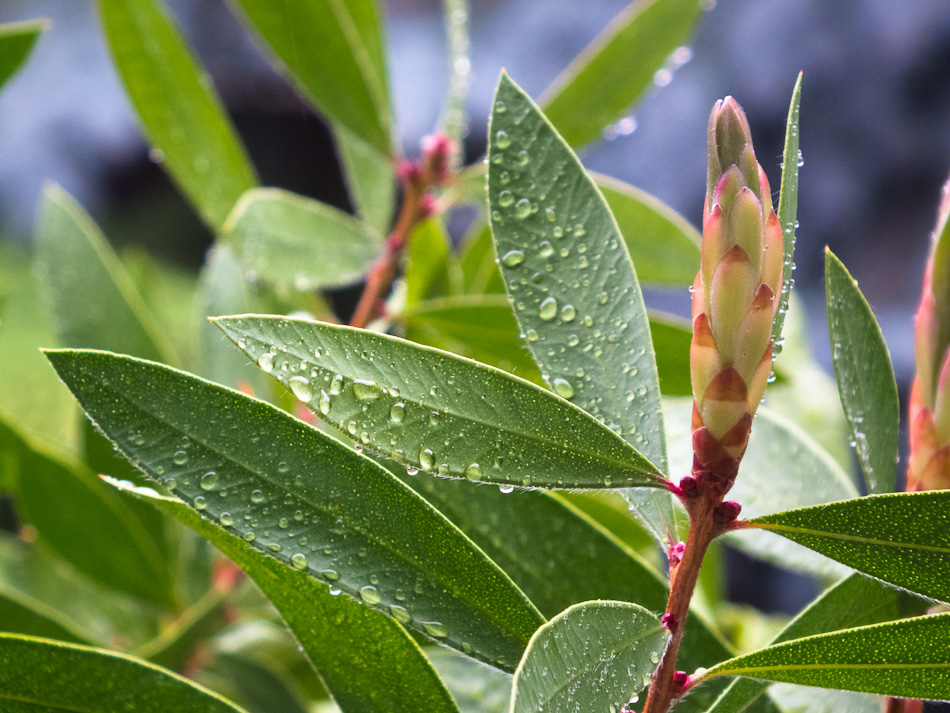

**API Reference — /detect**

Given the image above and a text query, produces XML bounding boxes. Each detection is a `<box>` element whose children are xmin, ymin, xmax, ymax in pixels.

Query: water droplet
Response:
<box><xmin>359</xmin><ymin>585</ymin><xmax>382</xmax><ymax>605</ymax></box>
<box><xmin>191</xmin><ymin>496</ymin><xmax>206</xmax><ymax>511</ymax></box>
<box><xmin>268</xmin><ymin>543</ymin><xmax>282</xmax><ymax>552</ymax></box>
<box><xmin>525</xmin><ymin>329</ymin><xmax>539</xmax><ymax>342</ymax></box>
<box><xmin>499</xmin><ymin>483</ymin><xmax>514</xmax><ymax>494</ymax></box>
<box><xmin>545</xmin><ymin>207</ymin><xmax>556</xmax><ymax>222</ymax></box>
<box><xmin>502</xmin><ymin>249</ymin><xmax>525</xmax><ymax>267</ymax></box>
<box><xmin>219</xmin><ymin>512</ymin><xmax>233</xmax><ymax>527</ymax></box>
<box><xmin>516</xmin><ymin>150</ymin><xmax>529</xmax><ymax>167</ymax></box>
<box><xmin>419</xmin><ymin>448</ymin><xmax>435</xmax><ymax>470</ymax></box>
<box><xmin>560</xmin><ymin>304</ymin><xmax>576</xmax><ymax>322</ymax></box>
<box><xmin>257</xmin><ymin>351</ymin><xmax>275</xmax><ymax>373</ymax></box>
<box><xmin>390</xmin><ymin>605</ymin><xmax>412</xmax><ymax>624</ymax></box>
<box><xmin>423</xmin><ymin>622</ymin><xmax>448</xmax><ymax>638</ymax></box>
<box><xmin>465</xmin><ymin>463</ymin><xmax>482</xmax><ymax>480</ymax></box>
<box><xmin>651</xmin><ymin>650</ymin><xmax>660</xmax><ymax>663</ymax></box>
<box><xmin>251</xmin><ymin>489</ymin><xmax>266</xmax><ymax>504</ymax></box>
<box><xmin>390</xmin><ymin>402</ymin><xmax>406</xmax><ymax>423</ymax></box>
<box><xmin>329</xmin><ymin>374</ymin><xmax>344</xmax><ymax>395</ymax></box>
<box><xmin>291</xmin><ymin>553</ymin><xmax>308</xmax><ymax>570</ymax></box>
<box><xmin>515</xmin><ymin>198</ymin><xmax>532</xmax><ymax>219</ymax></box>
<box><xmin>539</xmin><ymin>297</ymin><xmax>558</xmax><ymax>321</ymax></box>
<box><xmin>243</xmin><ymin>532</ymin><xmax>256</xmax><ymax>542</ymax></box>
<box><xmin>318</xmin><ymin>391</ymin><xmax>332</xmax><ymax>415</ymax></box>
<box><xmin>200</xmin><ymin>471</ymin><xmax>219</xmax><ymax>491</ymax></box>
<box><xmin>288</xmin><ymin>376</ymin><xmax>312</xmax><ymax>402</ymax></box>
<box><xmin>173</xmin><ymin>450</ymin><xmax>188</xmax><ymax>466</ymax></box>
<box><xmin>498</xmin><ymin>189</ymin><xmax>514</xmax><ymax>207</ymax></box>
<box><xmin>494</xmin><ymin>100</ymin><xmax>506</xmax><ymax>113</ymax></box>
<box><xmin>538</xmin><ymin>240</ymin><xmax>554</xmax><ymax>258</ymax></box>
<box><xmin>567</xmin><ymin>334</ymin><xmax>580</xmax><ymax>347</ymax></box>
<box><xmin>352</xmin><ymin>380</ymin><xmax>381</xmax><ymax>402</ymax></box>
<box><xmin>552</xmin><ymin>378</ymin><xmax>575</xmax><ymax>399</ymax></box>
<box><xmin>495</xmin><ymin>130</ymin><xmax>511</xmax><ymax>149</ymax></box>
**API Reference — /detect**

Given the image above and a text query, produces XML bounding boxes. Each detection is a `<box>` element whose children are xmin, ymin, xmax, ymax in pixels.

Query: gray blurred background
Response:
<box><xmin>1</xmin><ymin>0</ymin><xmax>950</xmax><ymax>620</ymax></box>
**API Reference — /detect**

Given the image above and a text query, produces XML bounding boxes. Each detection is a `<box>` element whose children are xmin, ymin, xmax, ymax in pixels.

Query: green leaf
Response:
<box><xmin>0</xmin><ymin>414</ymin><xmax>175</xmax><ymax>608</ymax></box>
<box><xmin>825</xmin><ymin>248</ymin><xmax>899</xmax><ymax>494</ymax></box>
<box><xmin>487</xmin><ymin>71</ymin><xmax>672</xmax><ymax>542</ymax></box>
<box><xmin>648</xmin><ymin>312</ymin><xmax>692</xmax><ymax>397</ymax></box>
<box><xmin>701</xmin><ymin>613</ymin><xmax>950</xmax><ymax>701</ymax></box>
<box><xmin>428</xmin><ymin>649</ymin><xmax>512</xmax><ymax>713</ymax></box>
<box><xmin>210</xmin><ymin>653</ymin><xmax>311</xmax><ymax>713</ymax></box>
<box><xmin>510</xmin><ymin>601</ymin><xmax>668</xmax><ymax>713</ymax></box>
<box><xmin>539</xmin><ymin>0</ymin><xmax>704</xmax><ymax>148</ymax></box>
<box><xmin>134</xmin><ymin>588</ymin><xmax>229</xmax><ymax>671</ymax></box>
<box><xmin>197</xmin><ymin>245</ymin><xmax>268</xmax><ymax>394</ymax></box>
<box><xmin>666</xmin><ymin>400</ymin><xmax>858</xmax><ymax>576</ymax></box>
<box><xmin>595</xmin><ymin>173</ymin><xmax>701</xmax><ymax>287</ymax></box>
<box><xmin>228</xmin><ymin>0</ymin><xmax>392</xmax><ymax>154</ymax></box>
<box><xmin>404</xmin><ymin>217</ymin><xmax>454</xmax><ymax>305</ymax></box>
<box><xmin>335</xmin><ymin>126</ymin><xmax>396</xmax><ymax>234</ymax></box>
<box><xmin>0</xmin><ymin>586</ymin><xmax>92</xmax><ymax>644</ymax></box>
<box><xmin>744</xmin><ymin>491</ymin><xmax>950</xmax><ymax>603</ymax></box>
<box><xmin>0</xmin><ymin>633</ymin><xmax>248</xmax><ymax>712</ymax></box>
<box><xmin>393</xmin><ymin>468</ymin><xmax>743</xmax><ymax>713</ymax></box>
<box><xmin>0</xmin><ymin>19</ymin><xmax>46</xmax><ymax>91</ymax></box>
<box><xmin>488</xmin><ymin>71</ymin><xmax>666</xmax><ymax>470</ymax></box>
<box><xmin>214</xmin><ymin>315</ymin><xmax>666</xmax><ymax>489</ymax></box>
<box><xmin>112</xmin><ymin>480</ymin><xmax>461</xmax><ymax>713</ymax></box>
<box><xmin>771</xmin><ymin>72</ymin><xmax>803</xmax><ymax>355</ymax></box>
<box><xmin>45</xmin><ymin>348</ymin><xmax>544</xmax><ymax>670</ymax></box>
<box><xmin>34</xmin><ymin>184</ymin><xmax>174</xmax><ymax>364</ymax></box>
<box><xmin>767</xmin><ymin>684</ymin><xmax>883</xmax><ymax>713</ymax></box>
<box><xmin>459</xmin><ymin>223</ymin><xmax>506</xmax><ymax>296</ymax></box>
<box><xmin>705</xmin><ymin>574</ymin><xmax>902</xmax><ymax>713</ymax></box>
<box><xmin>223</xmin><ymin>188</ymin><xmax>381</xmax><ymax>291</ymax></box>
<box><xmin>98</xmin><ymin>0</ymin><xmax>257</xmax><ymax>230</ymax></box>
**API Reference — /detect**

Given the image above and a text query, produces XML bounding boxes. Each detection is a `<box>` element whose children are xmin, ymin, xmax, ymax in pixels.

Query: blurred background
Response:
<box><xmin>1</xmin><ymin>0</ymin><xmax>950</xmax><ymax>623</ymax></box>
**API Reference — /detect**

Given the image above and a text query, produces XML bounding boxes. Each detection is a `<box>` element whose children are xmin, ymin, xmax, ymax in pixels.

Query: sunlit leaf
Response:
<box><xmin>112</xmin><ymin>480</ymin><xmax>461</xmax><ymax>713</ymax></box>
<box><xmin>215</xmin><ymin>315</ymin><xmax>667</xmax><ymax>489</ymax></box>
<box><xmin>540</xmin><ymin>0</ymin><xmax>705</xmax><ymax>149</ymax></box>
<box><xmin>224</xmin><ymin>188</ymin><xmax>381</xmax><ymax>291</ymax></box>
<box><xmin>744</xmin><ymin>491</ymin><xmax>950</xmax><ymax>603</ymax></box>
<box><xmin>825</xmin><ymin>249</ymin><xmax>899</xmax><ymax>494</ymax></box>
<box><xmin>700</xmin><ymin>614</ymin><xmax>950</xmax><ymax>701</ymax></box>
<box><xmin>0</xmin><ymin>633</ymin><xmax>248</xmax><ymax>712</ymax></box>
<box><xmin>0</xmin><ymin>18</ymin><xmax>46</xmax><ymax>91</ymax></box>
<box><xmin>46</xmin><ymin>348</ymin><xmax>544</xmax><ymax>671</ymax></box>
<box><xmin>510</xmin><ymin>601</ymin><xmax>668</xmax><ymax>713</ymax></box>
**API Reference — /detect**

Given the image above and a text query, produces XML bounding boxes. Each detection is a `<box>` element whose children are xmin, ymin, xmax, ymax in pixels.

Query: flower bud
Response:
<box><xmin>908</xmin><ymin>175</ymin><xmax>950</xmax><ymax>491</ymax></box>
<box><xmin>690</xmin><ymin>97</ymin><xmax>783</xmax><ymax>496</ymax></box>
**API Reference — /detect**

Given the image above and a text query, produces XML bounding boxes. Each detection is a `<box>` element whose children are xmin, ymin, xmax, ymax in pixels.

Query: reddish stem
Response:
<box><xmin>641</xmin><ymin>495</ymin><xmax>719</xmax><ymax>713</ymax></box>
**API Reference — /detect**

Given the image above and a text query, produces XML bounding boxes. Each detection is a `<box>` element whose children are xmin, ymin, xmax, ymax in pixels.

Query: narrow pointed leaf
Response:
<box><xmin>98</xmin><ymin>0</ymin><xmax>257</xmax><ymax>230</ymax></box>
<box><xmin>825</xmin><ymin>249</ymin><xmax>899</xmax><ymax>493</ymax></box>
<box><xmin>489</xmin><ymin>72</ymin><xmax>666</xmax><ymax>470</ymax></box>
<box><xmin>539</xmin><ymin>0</ymin><xmax>705</xmax><ymax>149</ymax></box>
<box><xmin>34</xmin><ymin>184</ymin><xmax>173</xmax><ymax>364</ymax></box>
<box><xmin>0</xmin><ymin>19</ymin><xmax>46</xmax><ymax>91</ymax></box>
<box><xmin>595</xmin><ymin>173</ymin><xmax>701</xmax><ymax>287</ymax></box>
<box><xmin>404</xmin><ymin>218</ymin><xmax>454</xmax><ymax>305</ymax></box>
<box><xmin>0</xmin><ymin>633</ymin><xmax>248</xmax><ymax>712</ymax></box>
<box><xmin>510</xmin><ymin>601</ymin><xmax>668</xmax><ymax>713</ymax></box>
<box><xmin>110</xmin><ymin>479</ymin><xmax>461</xmax><ymax>713</ymax></box>
<box><xmin>227</xmin><ymin>0</ymin><xmax>392</xmax><ymax>154</ymax></box>
<box><xmin>745</xmin><ymin>490</ymin><xmax>950</xmax><ymax>602</ymax></box>
<box><xmin>666</xmin><ymin>400</ymin><xmax>858</xmax><ymax>576</ymax></box>
<box><xmin>335</xmin><ymin>125</ymin><xmax>396</xmax><ymax>234</ymax></box>
<box><xmin>771</xmin><ymin>72</ymin><xmax>803</xmax><ymax>354</ymax></box>
<box><xmin>0</xmin><ymin>414</ymin><xmax>175</xmax><ymax>608</ymax></box>
<box><xmin>706</xmin><ymin>574</ymin><xmax>902</xmax><ymax>713</ymax></box>
<box><xmin>701</xmin><ymin>614</ymin><xmax>950</xmax><ymax>701</ymax></box>
<box><xmin>197</xmin><ymin>246</ymin><xmax>267</xmax><ymax>394</ymax></box>
<box><xmin>0</xmin><ymin>587</ymin><xmax>92</xmax><ymax>644</ymax></box>
<box><xmin>393</xmin><ymin>469</ymin><xmax>745</xmax><ymax>713</ymax></box>
<box><xmin>214</xmin><ymin>315</ymin><xmax>666</xmax><ymax>489</ymax></box>
<box><xmin>45</xmin><ymin>349</ymin><xmax>544</xmax><ymax>670</ymax></box>
<box><xmin>223</xmin><ymin>188</ymin><xmax>381</xmax><ymax>291</ymax></box>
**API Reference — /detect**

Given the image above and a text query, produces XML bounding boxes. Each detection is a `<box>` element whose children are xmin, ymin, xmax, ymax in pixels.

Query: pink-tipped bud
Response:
<box><xmin>421</xmin><ymin>133</ymin><xmax>456</xmax><ymax>186</ymax></box>
<box><xmin>690</xmin><ymin>96</ymin><xmax>783</xmax><ymax>496</ymax></box>
<box><xmin>909</xmin><ymin>176</ymin><xmax>950</xmax><ymax>492</ymax></box>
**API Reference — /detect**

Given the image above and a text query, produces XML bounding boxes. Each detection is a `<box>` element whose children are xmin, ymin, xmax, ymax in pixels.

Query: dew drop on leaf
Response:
<box><xmin>288</xmin><ymin>376</ymin><xmax>312</xmax><ymax>402</ymax></box>
<box><xmin>464</xmin><ymin>463</ymin><xmax>482</xmax><ymax>480</ymax></box>
<box><xmin>359</xmin><ymin>585</ymin><xmax>382</xmax><ymax>605</ymax></box>
<box><xmin>502</xmin><ymin>249</ymin><xmax>525</xmax><ymax>267</ymax></box>
<box><xmin>552</xmin><ymin>378</ymin><xmax>575</xmax><ymax>399</ymax></box>
<box><xmin>291</xmin><ymin>553</ymin><xmax>308</xmax><ymax>570</ymax></box>
<box><xmin>495</xmin><ymin>130</ymin><xmax>511</xmax><ymax>149</ymax></box>
<box><xmin>539</xmin><ymin>297</ymin><xmax>558</xmax><ymax>321</ymax></box>
<box><xmin>257</xmin><ymin>351</ymin><xmax>274</xmax><ymax>373</ymax></box>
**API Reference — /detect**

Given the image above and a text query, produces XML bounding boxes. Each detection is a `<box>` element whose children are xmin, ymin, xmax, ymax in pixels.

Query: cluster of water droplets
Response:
<box><xmin>489</xmin><ymin>90</ymin><xmax>663</xmax><ymax>461</ymax></box>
